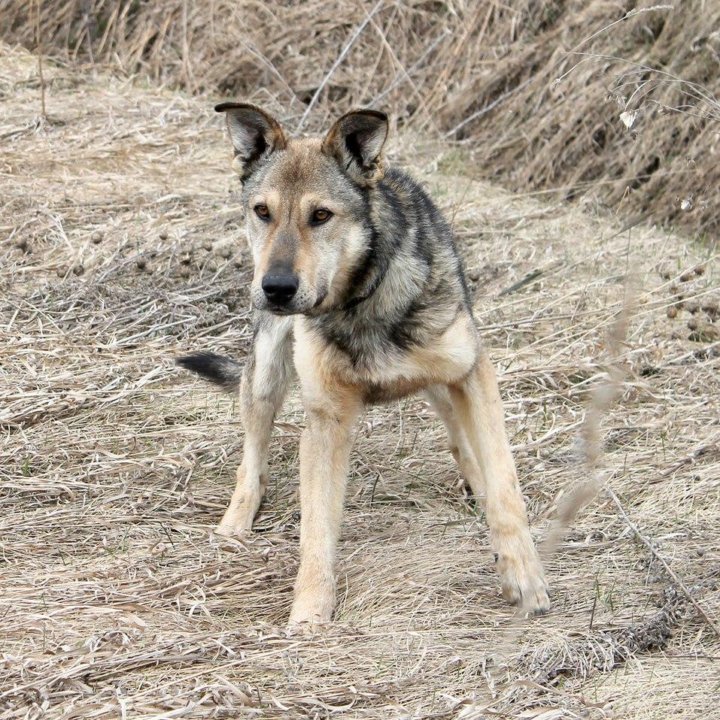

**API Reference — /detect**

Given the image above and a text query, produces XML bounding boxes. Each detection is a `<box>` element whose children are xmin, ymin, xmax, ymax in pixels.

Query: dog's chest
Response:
<box><xmin>295</xmin><ymin>313</ymin><xmax>477</xmax><ymax>403</ymax></box>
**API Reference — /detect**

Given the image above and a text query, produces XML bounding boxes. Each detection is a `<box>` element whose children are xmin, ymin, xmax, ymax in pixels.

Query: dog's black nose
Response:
<box><xmin>262</xmin><ymin>273</ymin><xmax>299</xmax><ymax>305</ymax></box>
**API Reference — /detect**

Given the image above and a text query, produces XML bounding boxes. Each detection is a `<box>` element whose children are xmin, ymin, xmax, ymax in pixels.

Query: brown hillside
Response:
<box><xmin>1</xmin><ymin>41</ymin><xmax>719</xmax><ymax>719</ymax></box>
<box><xmin>1</xmin><ymin>0</ymin><xmax>719</xmax><ymax>237</ymax></box>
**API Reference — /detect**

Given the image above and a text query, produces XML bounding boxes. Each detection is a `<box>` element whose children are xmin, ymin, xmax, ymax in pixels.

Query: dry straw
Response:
<box><xmin>1</xmin><ymin>3</ymin><xmax>719</xmax><ymax>718</ymax></box>
<box><xmin>1</xmin><ymin>0</ymin><xmax>718</xmax><ymax>237</ymax></box>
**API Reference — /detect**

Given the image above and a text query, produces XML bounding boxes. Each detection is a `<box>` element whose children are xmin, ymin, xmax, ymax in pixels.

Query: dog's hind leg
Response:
<box><xmin>447</xmin><ymin>348</ymin><xmax>550</xmax><ymax>615</ymax></box>
<box><xmin>424</xmin><ymin>385</ymin><xmax>484</xmax><ymax>496</ymax></box>
<box><xmin>216</xmin><ymin>315</ymin><xmax>294</xmax><ymax>537</ymax></box>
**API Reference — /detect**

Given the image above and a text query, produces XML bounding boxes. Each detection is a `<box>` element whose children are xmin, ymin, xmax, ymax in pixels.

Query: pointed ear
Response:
<box><xmin>322</xmin><ymin>110</ymin><xmax>389</xmax><ymax>185</ymax></box>
<box><xmin>214</xmin><ymin>102</ymin><xmax>287</xmax><ymax>182</ymax></box>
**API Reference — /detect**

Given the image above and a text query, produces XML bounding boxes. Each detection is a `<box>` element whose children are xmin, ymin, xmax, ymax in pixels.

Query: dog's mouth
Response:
<box><xmin>266</xmin><ymin>304</ymin><xmax>297</xmax><ymax>316</ymax></box>
<box><xmin>264</xmin><ymin>291</ymin><xmax>328</xmax><ymax>317</ymax></box>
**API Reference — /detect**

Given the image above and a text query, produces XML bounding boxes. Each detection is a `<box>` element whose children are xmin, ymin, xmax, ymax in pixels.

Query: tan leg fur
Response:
<box><xmin>216</xmin><ymin>316</ymin><xmax>293</xmax><ymax>536</ymax></box>
<box><xmin>291</xmin><ymin>326</ymin><xmax>363</xmax><ymax>624</ymax></box>
<box><xmin>447</xmin><ymin>348</ymin><xmax>549</xmax><ymax>614</ymax></box>
<box><xmin>424</xmin><ymin>384</ymin><xmax>483</xmax><ymax>492</ymax></box>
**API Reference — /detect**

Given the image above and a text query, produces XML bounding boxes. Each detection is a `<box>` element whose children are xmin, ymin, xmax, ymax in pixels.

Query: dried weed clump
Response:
<box><xmin>2</xmin><ymin>0</ymin><xmax>718</xmax><ymax>237</ymax></box>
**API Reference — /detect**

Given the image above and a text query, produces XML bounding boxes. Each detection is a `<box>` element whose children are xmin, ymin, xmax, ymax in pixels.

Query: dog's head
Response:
<box><xmin>215</xmin><ymin>103</ymin><xmax>389</xmax><ymax>315</ymax></box>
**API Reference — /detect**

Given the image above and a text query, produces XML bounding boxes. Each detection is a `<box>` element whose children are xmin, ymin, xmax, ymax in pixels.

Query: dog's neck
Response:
<box><xmin>337</xmin><ymin>176</ymin><xmax>399</xmax><ymax>311</ymax></box>
<box><xmin>339</xmin><ymin>228</ymin><xmax>388</xmax><ymax>311</ymax></box>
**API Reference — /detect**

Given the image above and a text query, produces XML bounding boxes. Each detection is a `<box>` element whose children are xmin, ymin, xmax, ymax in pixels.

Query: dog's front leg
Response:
<box><xmin>289</xmin><ymin>385</ymin><xmax>362</xmax><ymax>626</ymax></box>
<box><xmin>216</xmin><ymin>314</ymin><xmax>293</xmax><ymax>537</ymax></box>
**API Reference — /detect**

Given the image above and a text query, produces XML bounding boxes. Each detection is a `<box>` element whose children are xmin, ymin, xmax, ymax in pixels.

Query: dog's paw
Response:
<box><xmin>286</xmin><ymin>617</ymin><xmax>330</xmax><ymax>636</ymax></box>
<box><xmin>496</xmin><ymin>552</ymin><xmax>550</xmax><ymax>616</ymax></box>
<box><xmin>289</xmin><ymin>591</ymin><xmax>334</xmax><ymax>628</ymax></box>
<box><xmin>215</xmin><ymin>504</ymin><xmax>254</xmax><ymax>538</ymax></box>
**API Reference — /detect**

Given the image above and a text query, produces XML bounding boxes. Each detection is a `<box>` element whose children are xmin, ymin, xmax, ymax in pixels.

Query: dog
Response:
<box><xmin>177</xmin><ymin>103</ymin><xmax>549</xmax><ymax>625</ymax></box>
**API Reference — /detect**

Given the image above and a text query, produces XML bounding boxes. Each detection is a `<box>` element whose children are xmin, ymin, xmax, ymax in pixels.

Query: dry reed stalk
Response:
<box><xmin>540</xmin><ymin>283</ymin><xmax>636</xmax><ymax>561</ymax></box>
<box><xmin>606</xmin><ymin>487</ymin><xmax>720</xmax><ymax>639</ymax></box>
<box><xmin>33</xmin><ymin>0</ymin><xmax>46</xmax><ymax>120</ymax></box>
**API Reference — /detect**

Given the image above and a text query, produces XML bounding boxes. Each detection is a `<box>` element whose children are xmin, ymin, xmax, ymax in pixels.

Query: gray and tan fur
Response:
<box><xmin>178</xmin><ymin>103</ymin><xmax>549</xmax><ymax>625</ymax></box>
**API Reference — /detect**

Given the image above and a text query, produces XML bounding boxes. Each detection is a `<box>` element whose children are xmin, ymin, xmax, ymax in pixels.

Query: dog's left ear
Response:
<box><xmin>322</xmin><ymin>110</ymin><xmax>388</xmax><ymax>185</ymax></box>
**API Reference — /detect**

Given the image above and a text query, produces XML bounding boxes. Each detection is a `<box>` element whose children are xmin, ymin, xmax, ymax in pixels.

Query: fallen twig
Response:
<box><xmin>606</xmin><ymin>487</ymin><xmax>720</xmax><ymax>640</ymax></box>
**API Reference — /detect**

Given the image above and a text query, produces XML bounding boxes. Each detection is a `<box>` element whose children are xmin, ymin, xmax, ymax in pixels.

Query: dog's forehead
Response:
<box><xmin>261</xmin><ymin>137</ymin><xmax>338</xmax><ymax>193</ymax></box>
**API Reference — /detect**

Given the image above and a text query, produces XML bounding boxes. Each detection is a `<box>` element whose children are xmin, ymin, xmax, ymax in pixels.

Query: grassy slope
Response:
<box><xmin>1</xmin><ymin>45</ymin><xmax>718</xmax><ymax>719</ymax></box>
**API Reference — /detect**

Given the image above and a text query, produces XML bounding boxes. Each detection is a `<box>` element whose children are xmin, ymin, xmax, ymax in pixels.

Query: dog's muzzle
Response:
<box><xmin>261</xmin><ymin>272</ymin><xmax>299</xmax><ymax>307</ymax></box>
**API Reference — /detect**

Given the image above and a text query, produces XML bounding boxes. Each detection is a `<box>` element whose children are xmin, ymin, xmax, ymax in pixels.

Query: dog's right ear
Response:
<box><xmin>214</xmin><ymin>103</ymin><xmax>287</xmax><ymax>182</ymax></box>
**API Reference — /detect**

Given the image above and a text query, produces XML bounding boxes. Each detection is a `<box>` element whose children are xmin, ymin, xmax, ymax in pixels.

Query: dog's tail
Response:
<box><xmin>176</xmin><ymin>352</ymin><xmax>242</xmax><ymax>392</ymax></box>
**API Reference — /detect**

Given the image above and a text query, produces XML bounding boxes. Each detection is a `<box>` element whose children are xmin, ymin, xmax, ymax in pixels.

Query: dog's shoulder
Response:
<box><xmin>305</xmin><ymin>161</ymin><xmax>474</xmax><ymax>381</ymax></box>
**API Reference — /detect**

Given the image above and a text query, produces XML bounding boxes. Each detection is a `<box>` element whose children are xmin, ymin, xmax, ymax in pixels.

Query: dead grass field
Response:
<box><xmin>3</xmin><ymin>0</ymin><xmax>718</xmax><ymax>237</ymax></box>
<box><xmin>1</xmin><ymin>43</ymin><xmax>719</xmax><ymax>719</ymax></box>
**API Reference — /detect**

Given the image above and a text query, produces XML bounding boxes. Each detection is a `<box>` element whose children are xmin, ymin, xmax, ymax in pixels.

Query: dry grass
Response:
<box><xmin>2</xmin><ymin>0</ymin><xmax>718</xmax><ymax>238</ymax></box>
<box><xmin>1</xmin><ymin>43</ymin><xmax>720</xmax><ymax>719</ymax></box>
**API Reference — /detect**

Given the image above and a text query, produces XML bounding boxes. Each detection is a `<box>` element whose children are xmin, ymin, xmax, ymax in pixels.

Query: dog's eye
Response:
<box><xmin>254</xmin><ymin>204</ymin><xmax>270</xmax><ymax>221</ymax></box>
<box><xmin>311</xmin><ymin>208</ymin><xmax>333</xmax><ymax>225</ymax></box>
